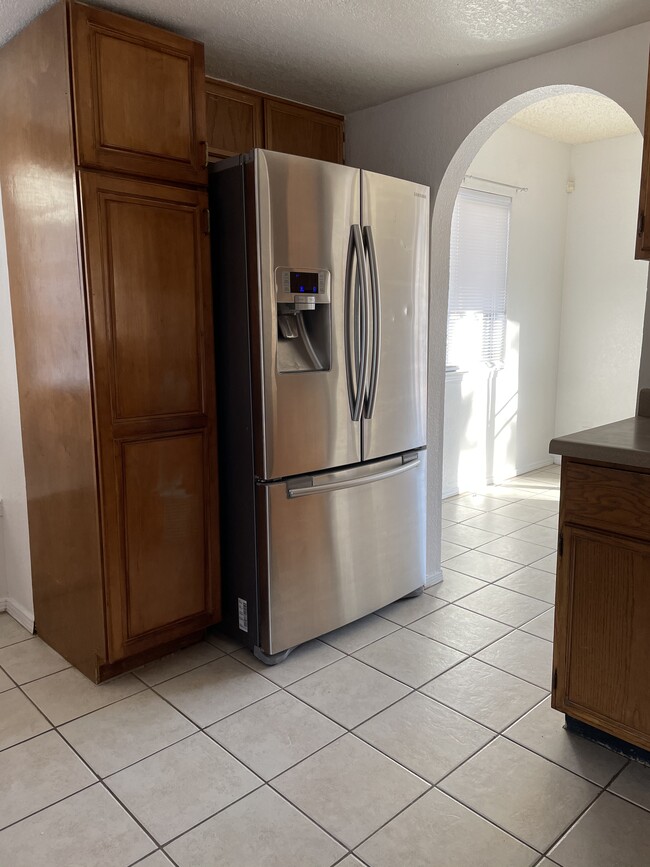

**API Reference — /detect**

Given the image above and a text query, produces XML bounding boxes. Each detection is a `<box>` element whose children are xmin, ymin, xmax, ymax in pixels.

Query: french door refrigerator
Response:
<box><xmin>210</xmin><ymin>149</ymin><xmax>429</xmax><ymax>663</ymax></box>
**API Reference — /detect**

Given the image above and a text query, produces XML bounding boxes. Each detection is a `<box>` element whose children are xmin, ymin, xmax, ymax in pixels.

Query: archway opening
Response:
<box><xmin>435</xmin><ymin>86</ymin><xmax>647</xmax><ymax>568</ymax></box>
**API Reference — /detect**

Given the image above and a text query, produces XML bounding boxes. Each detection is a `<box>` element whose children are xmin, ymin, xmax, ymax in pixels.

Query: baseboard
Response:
<box><xmin>0</xmin><ymin>597</ymin><xmax>34</xmax><ymax>633</ymax></box>
<box><xmin>486</xmin><ymin>456</ymin><xmax>557</xmax><ymax>486</ymax></box>
<box><xmin>426</xmin><ymin>568</ymin><xmax>443</xmax><ymax>588</ymax></box>
<box><xmin>442</xmin><ymin>485</ymin><xmax>460</xmax><ymax>500</ymax></box>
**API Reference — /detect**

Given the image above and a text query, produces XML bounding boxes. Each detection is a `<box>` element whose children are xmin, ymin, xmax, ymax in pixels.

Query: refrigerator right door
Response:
<box><xmin>361</xmin><ymin>171</ymin><xmax>430</xmax><ymax>461</ymax></box>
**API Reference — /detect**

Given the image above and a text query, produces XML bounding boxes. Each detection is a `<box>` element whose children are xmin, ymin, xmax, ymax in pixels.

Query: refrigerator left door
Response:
<box><xmin>254</xmin><ymin>150</ymin><xmax>362</xmax><ymax>480</ymax></box>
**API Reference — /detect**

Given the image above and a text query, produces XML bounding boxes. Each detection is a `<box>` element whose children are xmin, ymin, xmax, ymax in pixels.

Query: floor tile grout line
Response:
<box><xmin>540</xmin><ymin>785</ymin><xmax>609</xmax><ymax>858</ymax></box>
<box><xmin>131</xmin><ymin>644</ymin><xmax>228</xmax><ymax>687</ymax></box>
<box><xmin>431</xmin><ymin>778</ymin><xmax>551</xmax><ymax>856</ymax></box>
<box><xmin>0</xmin><ymin>724</ymin><xmax>57</xmax><ymax>755</ymax></box>
<box><xmin>120</xmin><ymin>772</ymin><xmax>266</xmax><ymax>851</ymax></box>
<box><xmin>413</xmin><ymin>684</ymin><xmax>550</xmax><ymax>738</ymax></box>
<box><xmin>433</xmin><ymin>783</ymin><xmax>555</xmax><ymax>856</ymax></box>
<box><xmin>95</xmin><ymin>777</ymin><xmax>163</xmax><ymax>858</ymax></box>
<box><xmin>269</xmin><ymin>762</ymin><xmax>416</xmax><ymax>855</ymax></box>
<box><xmin>405</xmin><ymin>617</ymin><xmax>518</xmax><ymax>656</ymax></box>
<box><xmin>1</xmin><ymin>698</ymin><xmax>163</xmax><ymax>851</ymax></box>
<box><xmin>0</xmin><ymin>778</ymin><xmax>99</xmax><ymax>835</ymax></box>
<box><xmin>99</xmin><ymin>729</ymin><xmax>202</xmax><ymax>783</ymax></box>
<box><xmin>451</xmin><ymin>595</ymin><xmax>554</xmax><ymax>632</ymax></box>
<box><xmin>16</xmin><ymin>675</ymin><xmax>150</xmax><ymax>727</ymax></box>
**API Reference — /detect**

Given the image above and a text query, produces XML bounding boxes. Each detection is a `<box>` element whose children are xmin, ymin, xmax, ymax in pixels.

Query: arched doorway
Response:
<box><xmin>428</xmin><ymin>84</ymin><xmax>646</xmax><ymax>579</ymax></box>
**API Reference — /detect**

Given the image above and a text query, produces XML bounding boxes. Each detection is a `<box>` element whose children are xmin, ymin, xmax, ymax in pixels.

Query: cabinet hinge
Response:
<box><xmin>638</xmin><ymin>212</ymin><xmax>645</xmax><ymax>238</ymax></box>
<box><xmin>202</xmin><ymin>208</ymin><xmax>211</xmax><ymax>235</ymax></box>
<box><xmin>552</xmin><ymin>668</ymin><xmax>558</xmax><ymax>691</ymax></box>
<box><xmin>558</xmin><ymin>532</ymin><xmax>563</xmax><ymax>557</ymax></box>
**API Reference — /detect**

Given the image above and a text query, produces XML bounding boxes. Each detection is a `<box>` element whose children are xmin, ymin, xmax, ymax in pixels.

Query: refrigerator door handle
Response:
<box><xmin>345</xmin><ymin>225</ymin><xmax>370</xmax><ymax>422</ymax></box>
<box><xmin>287</xmin><ymin>456</ymin><xmax>420</xmax><ymax>498</ymax></box>
<box><xmin>344</xmin><ymin>226</ymin><xmax>356</xmax><ymax>419</ymax></box>
<box><xmin>363</xmin><ymin>225</ymin><xmax>381</xmax><ymax>419</ymax></box>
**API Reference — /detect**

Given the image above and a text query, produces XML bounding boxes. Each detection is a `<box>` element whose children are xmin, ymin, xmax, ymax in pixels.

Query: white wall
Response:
<box><xmin>555</xmin><ymin>132</ymin><xmax>648</xmax><ymax>436</ymax></box>
<box><xmin>0</xmin><ymin>192</ymin><xmax>33</xmax><ymax>629</ymax></box>
<box><xmin>346</xmin><ymin>21</ymin><xmax>650</xmax><ymax>581</ymax></box>
<box><xmin>443</xmin><ymin>123</ymin><xmax>570</xmax><ymax>497</ymax></box>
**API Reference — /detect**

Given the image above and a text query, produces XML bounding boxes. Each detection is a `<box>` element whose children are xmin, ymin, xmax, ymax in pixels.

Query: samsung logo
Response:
<box><xmin>414</xmin><ymin>192</ymin><xmax>427</xmax><ymax>199</ymax></box>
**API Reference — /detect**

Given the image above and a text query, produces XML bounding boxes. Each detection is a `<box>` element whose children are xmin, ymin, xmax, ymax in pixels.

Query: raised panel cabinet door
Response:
<box><xmin>205</xmin><ymin>79</ymin><xmax>263</xmax><ymax>161</ymax></box>
<box><xmin>80</xmin><ymin>171</ymin><xmax>219</xmax><ymax>660</ymax></box>
<box><xmin>636</xmin><ymin>51</ymin><xmax>650</xmax><ymax>259</ymax></box>
<box><xmin>264</xmin><ymin>99</ymin><xmax>344</xmax><ymax>163</ymax></box>
<box><xmin>70</xmin><ymin>1</ymin><xmax>208</xmax><ymax>184</ymax></box>
<box><xmin>553</xmin><ymin>524</ymin><xmax>650</xmax><ymax>751</ymax></box>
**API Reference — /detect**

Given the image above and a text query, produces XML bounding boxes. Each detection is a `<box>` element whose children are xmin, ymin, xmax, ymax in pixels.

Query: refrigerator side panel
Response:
<box><xmin>260</xmin><ymin>452</ymin><xmax>426</xmax><ymax>655</ymax></box>
<box><xmin>361</xmin><ymin>171</ymin><xmax>429</xmax><ymax>460</ymax></box>
<box><xmin>255</xmin><ymin>150</ymin><xmax>362</xmax><ymax>479</ymax></box>
<box><xmin>209</xmin><ymin>162</ymin><xmax>260</xmax><ymax>647</ymax></box>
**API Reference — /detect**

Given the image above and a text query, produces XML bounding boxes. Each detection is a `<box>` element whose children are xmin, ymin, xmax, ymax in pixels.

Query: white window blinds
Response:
<box><xmin>447</xmin><ymin>187</ymin><xmax>511</xmax><ymax>368</ymax></box>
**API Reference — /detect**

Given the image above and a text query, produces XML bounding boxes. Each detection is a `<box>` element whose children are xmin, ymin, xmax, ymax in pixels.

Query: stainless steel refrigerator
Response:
<box><xmin>210</xmin><ymin>149</ymin><xmax>429</xmax><ymax>663</ymax></box>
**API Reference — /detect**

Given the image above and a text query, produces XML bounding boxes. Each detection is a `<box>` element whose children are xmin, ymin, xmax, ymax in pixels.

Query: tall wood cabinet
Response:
<box><xmin>0</xmin><ymin>0</ymin><xmax>219</xmax><ymax>681</ymax></box>
<box><xmin>205</xmin><ymin>78</ymin><xmax>345</xmax><ymax>164</ymax></box>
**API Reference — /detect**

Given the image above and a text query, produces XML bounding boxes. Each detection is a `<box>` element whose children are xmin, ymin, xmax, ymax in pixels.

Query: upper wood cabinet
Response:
<box><xmin>205</xmin><ymin>76</ymin><xmax>345</xmax><ymax>164</ymax></box>
<box><xmin>264</xmin><ymin>99</ymin><xmax>344</xmax><ymax>163</ymax></box>
<box><xmin>636</xmin><ymin>52</ymin><xmax>650</xmax><ymax>258</ymax></box>
<box><xmin>205</xmin><ymin>80</ymin><xmax>263</xmax><ymax>160</ymax></box>
<box><xmin>70</xmin><ymin>2</ymin><xmax>208</xmax><ymax>184</ymax></box>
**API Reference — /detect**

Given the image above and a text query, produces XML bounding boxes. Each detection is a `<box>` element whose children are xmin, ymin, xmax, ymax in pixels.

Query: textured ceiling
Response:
<box><xmin>2</xmin><ymin>0</ymin><xmax>650</xmax><ymax>112</ymax></box>
<box><xmin>509</xmin><ymin>93</ymin><xmax>639</xmax><ymax>143</ymax></box>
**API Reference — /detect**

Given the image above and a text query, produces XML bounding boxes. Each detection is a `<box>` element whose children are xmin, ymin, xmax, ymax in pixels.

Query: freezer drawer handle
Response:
<box><xmin>287</xmin><ymin>457</ymin><xmax>420</xmax><ymax>498</ymax></box>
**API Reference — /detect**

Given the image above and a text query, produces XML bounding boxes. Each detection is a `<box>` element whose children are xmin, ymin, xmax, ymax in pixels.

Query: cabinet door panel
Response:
<box><xmin>122</xmin><ymin>433</ymin><xmax>207</xmax><ymax>637</ymax></box>
<box><xmin>555</xmin><ymin>525</ymin><xmax>650</xmax><ymax>746</ymax></box>
<box><xmin>206</xmin><ymin>80</ymin><xmax>263</xmax><ymax>160</ymax></box>
<box><xmin>80</xmin><ymin>171</ymin><xmax>219</xmax><ymax>660</ymax></box>
<box><xmin>71</xmin><ymin>2</ymin><xmax>207</xmax><ymax>184</ymax></box>
<box><xmin>264</xmin><ymin>99</ymin><xmax>344</xmax><ymax>163</ymax></box>
<box><xmin>104</xmin><ymin>196</ymin><xmax>202</xmax><ymax>420</ymax></box>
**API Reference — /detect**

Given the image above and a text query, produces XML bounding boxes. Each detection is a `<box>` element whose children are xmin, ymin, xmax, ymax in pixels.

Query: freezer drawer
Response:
<box><xmin>258</xmin><ymin>451</ymin><xmax>426</xmax><ymax>655</ymax></box>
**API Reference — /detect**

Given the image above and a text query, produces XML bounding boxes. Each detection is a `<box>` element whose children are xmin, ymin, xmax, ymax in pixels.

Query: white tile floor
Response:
<box><xmin>2</xmin><ymin>464</ymin><xmax>650</xmax><ymax>865</ymax></box>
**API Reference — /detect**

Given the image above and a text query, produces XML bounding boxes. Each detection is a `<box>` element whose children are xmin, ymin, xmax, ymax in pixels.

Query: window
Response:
<box><xmin>447</xmin><ymin>187</ymin><xmax>511</xmax><ymax>369</ymax></box>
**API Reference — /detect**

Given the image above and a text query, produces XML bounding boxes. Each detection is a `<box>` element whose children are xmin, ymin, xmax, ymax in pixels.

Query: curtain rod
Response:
<box><xmin>463</xmin><ymin>174</ymin><xmax>528</xmax><ymax>193</ymax></box>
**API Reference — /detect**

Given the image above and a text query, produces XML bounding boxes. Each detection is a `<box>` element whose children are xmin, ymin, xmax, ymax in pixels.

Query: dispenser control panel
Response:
<box><xmin>275</xmin><ymin>268</ymin><xmax>330</xmax><ymax>305</ymax></box>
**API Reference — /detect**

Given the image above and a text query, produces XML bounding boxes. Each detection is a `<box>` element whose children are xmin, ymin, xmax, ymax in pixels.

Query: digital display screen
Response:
<box><xmin>290</xmin><ymin>271</ymin><xmax>319</xmax><ymax>294</ymax></box>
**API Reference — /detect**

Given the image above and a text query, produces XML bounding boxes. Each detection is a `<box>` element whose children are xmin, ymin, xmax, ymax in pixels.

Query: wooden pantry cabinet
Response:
<box><xmin>552</xmin><ymin>459</ymin><xmax>650</xmax><ymax>751</ymax></box>
<box><xmin>205</xmin><ymin>78</ymin><xmax>345</xmax><ymax>164</ymax></box>
<box><xmin>0</xmin><ymin>0</ymin><xmax>220</xmax><ymax>681</ymax></box>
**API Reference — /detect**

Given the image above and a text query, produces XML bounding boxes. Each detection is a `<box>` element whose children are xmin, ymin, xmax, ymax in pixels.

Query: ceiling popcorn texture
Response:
<box><xmin>509</xmin><ymin>93</ymin><xmax>639</xmax><ymax>143</ymax></box>
<box><xmin>1</xmin><ymin>0</ymin><xmax>650</xmax><ymax>112</ymax></box>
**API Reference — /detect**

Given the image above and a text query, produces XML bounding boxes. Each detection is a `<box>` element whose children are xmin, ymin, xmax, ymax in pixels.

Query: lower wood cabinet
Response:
<box><xmin>553</xmin><ymin>459</ymin><xmax>650</xmax><ymax>751</ymax></box>
<box><xmin>80</xmin><ymin>172</ymin><xmax>220</xmax><ymax>669</ymax></box>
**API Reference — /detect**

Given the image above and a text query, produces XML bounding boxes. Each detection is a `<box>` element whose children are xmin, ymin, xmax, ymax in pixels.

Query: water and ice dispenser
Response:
<box><xmin>275</xmin><ymin>267</ymin><xmax>331</xmax><ymax>372</ymax></box>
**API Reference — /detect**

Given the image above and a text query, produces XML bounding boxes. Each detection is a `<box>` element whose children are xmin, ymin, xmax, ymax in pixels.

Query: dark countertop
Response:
<box><xmin>550</xmin><ymin>413</ymin><xmax>650</xmax><ymax>469</ymax></box>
